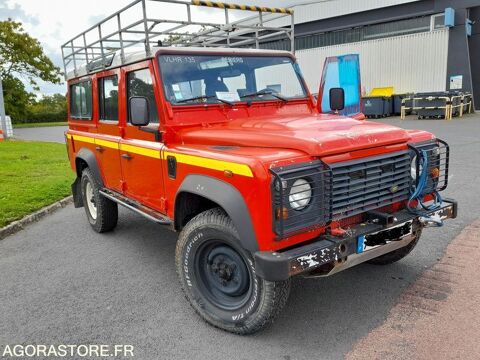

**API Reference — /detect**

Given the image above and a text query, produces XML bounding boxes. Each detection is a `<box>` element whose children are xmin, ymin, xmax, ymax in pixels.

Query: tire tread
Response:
<box><xmin>175</xmin><ymin>208</ymin><xmax>290</xmax><ymax>335</ymax></box>
<box><xmin>81</xmin><ymin>168</ymin><xmax>118</xmax><ymax>233</ymax></box>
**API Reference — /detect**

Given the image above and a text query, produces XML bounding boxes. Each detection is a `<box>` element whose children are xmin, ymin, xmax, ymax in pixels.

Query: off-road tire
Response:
<box><xmin>175</xmin><ymin>208</ymin><xmax>291</xmax><ymax>335</ymax></box>
<box><xmin>367</xmin><ymin>227</ymin><xmax>423</xmax><ymax>265</ymax></box>
<box><xmin>80</xmin><ymin>168</ymin><xmax>118</xmax><ymax>233</ymax></box>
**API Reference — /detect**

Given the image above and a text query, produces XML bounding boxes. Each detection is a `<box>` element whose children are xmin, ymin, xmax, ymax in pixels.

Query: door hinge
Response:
<box><xmin>121</xmin><ymin>180</ymin><xmax>128</xmax><ymax>192</ymax></box>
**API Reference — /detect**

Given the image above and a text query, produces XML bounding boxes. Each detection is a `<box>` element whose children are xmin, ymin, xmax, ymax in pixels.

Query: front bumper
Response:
<box><xmin>255</xmin><ymin>199</ymin><xmax>457</xmax><ymax>281</ymax></box>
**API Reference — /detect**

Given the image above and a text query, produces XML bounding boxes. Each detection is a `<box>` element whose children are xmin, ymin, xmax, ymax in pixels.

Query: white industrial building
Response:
<box><xmin>262</xmin><ymin>0</ymin><xmax>478</xmax><ymax>107</ymax></box>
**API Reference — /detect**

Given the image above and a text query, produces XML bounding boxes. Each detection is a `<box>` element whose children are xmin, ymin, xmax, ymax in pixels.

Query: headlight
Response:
<box><xmin>289</xmin><ymin>179</ymin><xmax>312</xmax><ymax>210</ymax></box>
<box><xmin>410</xmin><ymin>155</ymin><xmax>417</xmax><ymax>180</ymax></box>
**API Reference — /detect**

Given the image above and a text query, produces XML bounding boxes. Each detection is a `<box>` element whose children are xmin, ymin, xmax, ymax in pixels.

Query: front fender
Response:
<box><xmin>176</xmin><ymin>175</ymin><xmax>258</xmax><ymax>252</ymax></box>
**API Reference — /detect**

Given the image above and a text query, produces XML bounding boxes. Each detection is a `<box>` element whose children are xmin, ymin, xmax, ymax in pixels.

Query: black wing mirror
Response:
<box><xmin>329</xmin><ymin>87</ymin><xmax>345</xmax><ymax>112</ymax></box>
<box><xmin>129</xmin><ymin>96</ymin><xmax>150</xmax><ymax>126</ymax></box>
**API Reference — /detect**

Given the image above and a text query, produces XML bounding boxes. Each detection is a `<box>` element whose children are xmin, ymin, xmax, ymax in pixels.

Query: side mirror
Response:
<box><xmin>129</xmin><ymin>96</ymin><xmax>150</xmax><ymax>126</ymax></box>
<box><xmin>329</xmin><ymin>87</ymin><xmax>345</xmax><ymax>112</ymax></box>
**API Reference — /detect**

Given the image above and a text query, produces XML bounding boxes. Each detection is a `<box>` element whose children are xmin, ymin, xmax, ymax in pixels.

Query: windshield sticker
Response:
<box><xmin>162</xmin><ymin>56</ymin><xmax>196</xmax><ymax>63</ymax></box>
<box><xmin>216</xmin><ymin>92</ymin><xmax>240</xmax><ymax>102</ymax></box>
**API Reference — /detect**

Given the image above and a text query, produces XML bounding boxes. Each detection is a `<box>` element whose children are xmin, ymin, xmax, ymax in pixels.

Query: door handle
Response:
<box><xmin>121</xmin><ymin>153</ymin><xmax>133</xmax><ymax>160</ymax></box>
<box><xmin>95</xmin><ymin>146</ymin><xmax>104</xmax><ymax>153</ymax></box>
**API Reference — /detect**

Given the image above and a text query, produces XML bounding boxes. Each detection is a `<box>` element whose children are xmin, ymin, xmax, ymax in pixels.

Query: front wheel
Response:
<box><xmin>175</xmin><ymin>208</ymin><xmax>290</xmax><ymax>334</ymax></box>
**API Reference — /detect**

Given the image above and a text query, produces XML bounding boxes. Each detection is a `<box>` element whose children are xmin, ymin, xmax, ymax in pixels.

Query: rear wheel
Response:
<box><xmin>176</xmin><ymin>208</ymin><xmax>290</xmax><ymax>334</ymax></box>
<box><xmin>81</xmin><ymin>168</ymin><xmax>118</xmax><ymax>233</ymax></box>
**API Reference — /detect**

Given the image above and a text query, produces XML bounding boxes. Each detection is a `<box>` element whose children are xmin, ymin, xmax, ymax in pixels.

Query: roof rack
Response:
<box><xmin>61</xmin><ymin>0</ymin><xmax>295</xmax><ymax>79</ymax></box>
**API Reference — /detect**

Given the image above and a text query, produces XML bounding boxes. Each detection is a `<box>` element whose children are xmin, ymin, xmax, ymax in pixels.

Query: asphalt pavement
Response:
<box><xmin>1</xmin><ymin>115</ymin><xmax>479</xmax><ymax>359</ymax></box>
<box><xmin>13</xmin><ymin>126</ymin><xmax>68</xmax><ymax>143</ymax></box>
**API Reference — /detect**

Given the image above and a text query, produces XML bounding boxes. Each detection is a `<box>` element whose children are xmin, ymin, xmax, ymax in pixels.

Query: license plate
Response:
<box><xmin>356</xmin><ymin>235</ymin><xmax>366</xmax><ymax>254</ymax></box>
<box><xmin>357</xmin><ymin>220</ymin><xmax>413</xmax><ymax>254</ymax></box>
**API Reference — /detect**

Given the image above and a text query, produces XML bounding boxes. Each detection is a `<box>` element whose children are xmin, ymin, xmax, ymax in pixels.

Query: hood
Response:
<box><xmin>177</xmin><ymin>114</ymin><xmax>411</xmax><ymax>157</ymax></box>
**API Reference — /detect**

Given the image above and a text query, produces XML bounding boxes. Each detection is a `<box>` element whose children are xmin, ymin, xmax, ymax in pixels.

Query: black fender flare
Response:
<box><xmin>72</xmin><ymin>148</ymin><xmax>104</xmax><ymax>208</ymax></box>
<box><xmin>176</xmin><ymin>175</ymin><xmax>258</xmax><ymax>252</ymax></box>
<box><xmin>75</xmin><ymin>148</ymin><xmax>104</xmax><ymax>185</ymax></box>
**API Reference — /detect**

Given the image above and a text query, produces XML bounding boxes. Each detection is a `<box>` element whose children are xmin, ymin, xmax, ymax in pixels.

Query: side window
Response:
<box><xmin>70</xmin><ymin>81</ymin><xmax>92</xmax><ymax>119</ymax></box>
<box><xmin>99</xmin><ymin>75</ymin><xmax>119</xmax><ymax>121</ymax></box>
<box><xmin>127</xmin><ymin>69</ymin><xmax>159</xmax><ymax>124</ymax></box>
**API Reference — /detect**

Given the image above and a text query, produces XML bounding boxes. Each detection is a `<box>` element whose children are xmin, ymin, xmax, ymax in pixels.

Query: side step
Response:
<box><xmin>99</xmin><ymin>189</ymin><xmax>172</xmax><ymax>225</ymax></box>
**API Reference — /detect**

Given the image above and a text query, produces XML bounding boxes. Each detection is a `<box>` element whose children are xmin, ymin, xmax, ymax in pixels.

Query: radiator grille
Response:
<box><xmin>330</xmin><ymin>151</ymin><xmax>412</xmax><ymax>220</ymax></box>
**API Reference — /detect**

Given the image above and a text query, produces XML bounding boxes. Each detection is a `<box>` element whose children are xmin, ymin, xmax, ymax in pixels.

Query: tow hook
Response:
<box><xmin>419</xmin><ymin>214</ymin><xmax>443</xmax><ymax>227</ymax></box>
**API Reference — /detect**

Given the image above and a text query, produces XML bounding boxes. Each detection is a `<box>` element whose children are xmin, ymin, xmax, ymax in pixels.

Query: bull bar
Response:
<box><xmin>255</xmin><ymin>199</ymin><xmax>457</xmax><ymax>281</ymax></box>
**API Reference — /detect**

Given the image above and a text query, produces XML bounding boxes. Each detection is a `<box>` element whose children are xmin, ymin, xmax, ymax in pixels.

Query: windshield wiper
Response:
<box><xmin>175</xmin><ymin>95</ymin><xmax>234</xmax><ymax>106</ymax></box>
<box><xmin>239</xmin><ymin>89</ymin><xmax>288</xmax><ymax>102</ymax></box>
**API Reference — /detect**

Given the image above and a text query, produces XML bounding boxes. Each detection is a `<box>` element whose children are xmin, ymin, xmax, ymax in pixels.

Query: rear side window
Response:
<box><xmin>99</xmin><ymin>76</ymin><xmax>119</xmax><ymax>121</ymax></box>
<box><xmin>70</xmin><ymin>81</ymin><xmax>92</xmax><ymax>119</ymax></box>
<box><xmin>127</xmin><ymin>69</ymin><xmax>159</xmax><ymax>124</ymax></box>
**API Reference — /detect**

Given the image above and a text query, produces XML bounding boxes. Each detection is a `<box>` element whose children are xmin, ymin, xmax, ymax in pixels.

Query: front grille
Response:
<box><xmin>330</xmin><ymin>151</ymin><xmax>412</xmax><ymax>219</ymax></box>
<box><xmin>271</xmin><ymin>142</ymin><xmax>448</xmax><ymax>240</ymax></box>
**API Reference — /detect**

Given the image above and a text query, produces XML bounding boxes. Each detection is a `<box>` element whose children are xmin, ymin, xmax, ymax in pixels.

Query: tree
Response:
<box><xmin>2</xmin><ymin>75</ymin><xmax>33</xmax><ymax>122</ymax></box>
<box><xmin>0</xmin><ymin>19</ymin><xmax>62</xmax><ymax>90</ymax></box>
<box><xmin>26</xmin><ymin>93</ymin><xmax>67</xmax><ymax>123</ymax></box>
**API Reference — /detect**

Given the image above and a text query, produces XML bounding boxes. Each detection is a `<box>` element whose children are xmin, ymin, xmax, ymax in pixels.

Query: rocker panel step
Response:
<box><xmin>99</xmin><ymin>189</ymin><xmax>172</xmax><ymax>225</ymax></box>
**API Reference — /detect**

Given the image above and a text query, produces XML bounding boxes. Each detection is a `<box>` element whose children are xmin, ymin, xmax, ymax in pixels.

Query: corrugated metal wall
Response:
<box><xmin>296</xmin><ymin>29</ymin><xmax>449</xmax><ymax>95</ymax></box>
<box><xmin>292</xmin><ymin>0</ymin><xmax>421</xmax><ymax>24</ymax></box>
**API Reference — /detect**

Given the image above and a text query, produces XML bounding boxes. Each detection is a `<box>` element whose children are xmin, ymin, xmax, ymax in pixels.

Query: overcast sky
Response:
<box><xmin>1</xmin><ymin>0</ymin><xmax>308</xmax><ymax>96</ymax></box>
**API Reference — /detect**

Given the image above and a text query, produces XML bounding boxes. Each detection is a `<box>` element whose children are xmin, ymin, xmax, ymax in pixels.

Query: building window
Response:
<box><xmin>70</xmin><ymin>81</ymin><xmax>92</xmax><ymax>120</ymax></box>
<box><xmin>259</xmin><ymin>15</ymin><xmax>434</xmax><ymax>51</ymax></box>
<box><xmin>127</xmin><ymin>68</ymin><xmax>159</xmax><ymax>124</ymax></box>
<box><xmin>431</xmin><ymin>13</ymin><xmax>446</xmax><ymax>30</ymax></box>
<box><xmin>99</xmin><ymin>76</ymin><xmax>119</xmax><ymax>122</ymax></box>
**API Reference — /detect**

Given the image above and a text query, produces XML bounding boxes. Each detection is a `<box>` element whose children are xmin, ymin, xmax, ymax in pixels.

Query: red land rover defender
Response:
<box><xmin>62</xmin><ymin>0</ymin><xmax>457</xmax><ymax>334</ymax></box>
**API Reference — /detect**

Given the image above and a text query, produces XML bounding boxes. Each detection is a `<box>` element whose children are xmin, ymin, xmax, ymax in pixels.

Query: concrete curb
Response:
<box><xmin>0</xmin><ymin>196</ymin><xmax>73</xmax><ymax>240</ymax></box>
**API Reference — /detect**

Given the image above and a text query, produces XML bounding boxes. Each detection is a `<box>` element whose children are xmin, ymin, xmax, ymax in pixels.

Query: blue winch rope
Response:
<box><xmin>407</xmin><ymin>149</ymin><xmax>443</xmax><ymax>227</ymax></box>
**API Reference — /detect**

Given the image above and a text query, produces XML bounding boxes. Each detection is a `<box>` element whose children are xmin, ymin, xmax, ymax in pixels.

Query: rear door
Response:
<box><xmin>96</xmin><ymin>70</ymin><xmax>122</xmax><ymax>192</ymax></box>
<box><xmin>317</xmin><ymin>54</ymin><xmax>363</xmax><ymax>118</ymax></box>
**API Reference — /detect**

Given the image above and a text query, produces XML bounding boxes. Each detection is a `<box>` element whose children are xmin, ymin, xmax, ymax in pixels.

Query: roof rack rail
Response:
<box><xmin>61</xmin><ymin>0</ymin><xmax>295</xmax><ymax>79</ymax></box>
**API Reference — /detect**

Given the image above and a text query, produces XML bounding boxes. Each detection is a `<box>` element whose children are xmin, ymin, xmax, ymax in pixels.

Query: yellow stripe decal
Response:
<box><xmin>72</xmin><ymin>135</ymin><xmax>95</xmax><ymax>144</ymax></box>
<box><xmin>70</xmin><ymin>134</ymin><xmax>252</xmax><ymax>177</ymax></box>
<box><xmin>164</xmin><ymin>151</ymin><xmax>253</xmax><ymax>178</ymax></box>
<box><xmin>95</xmin><ymin>138</ymin><xmax>119</xmax><ymax>150</ymax></box>
<box><xmin>120</xmin><ymin>144</ymin><xmax>160</xmax><ymax>159</ymax></box>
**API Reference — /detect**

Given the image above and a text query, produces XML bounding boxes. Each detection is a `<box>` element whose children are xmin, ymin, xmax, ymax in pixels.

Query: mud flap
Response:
<box><xmin>71</xmin><ymin>177</ymin><xmax>83</xmax><ymax>208</ymax></box>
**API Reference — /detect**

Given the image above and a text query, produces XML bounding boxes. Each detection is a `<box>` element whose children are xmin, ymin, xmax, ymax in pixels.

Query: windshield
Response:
<box><xmin>158</xmin><ymin>54</ymin><xmax>307</xmax><ymax>105</ymax></box>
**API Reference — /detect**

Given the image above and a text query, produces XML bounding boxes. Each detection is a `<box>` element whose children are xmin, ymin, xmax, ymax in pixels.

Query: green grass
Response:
<box><xmin>13</xmin><ymin>122</ymin><xmax>68</xmax><ymax>128</ymax></box>
<box><xmin>0</xmin><ymin>140</ymin><xmax>74</xmax><ymax>227</ymax></box>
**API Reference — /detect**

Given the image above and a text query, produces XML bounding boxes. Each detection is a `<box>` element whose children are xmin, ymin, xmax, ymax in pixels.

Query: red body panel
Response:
<box><xmin>66</xmin><ymin>50</ymin><xmax>437</xmax><ymax>252</ymax></box>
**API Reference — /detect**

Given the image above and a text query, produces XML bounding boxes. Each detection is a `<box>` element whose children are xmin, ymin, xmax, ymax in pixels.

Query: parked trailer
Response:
<box><xmin>401</xmin><ymin>95</ymin><xmax>451</xmax><ymax>120</ymax></box>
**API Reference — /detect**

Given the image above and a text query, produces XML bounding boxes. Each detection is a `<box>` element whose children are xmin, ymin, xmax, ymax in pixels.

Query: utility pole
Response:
<box><xmin>0</xmin><ymin>77</ymin><xmax>7</xmax><ymax>138</ymax></box>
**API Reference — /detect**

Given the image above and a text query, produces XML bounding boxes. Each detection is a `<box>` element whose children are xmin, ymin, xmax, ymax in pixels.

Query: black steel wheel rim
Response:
<box><xmin>194</xmin><ymin>241</ymin><xmax>252</xmax><ymax>311</ymax></box>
